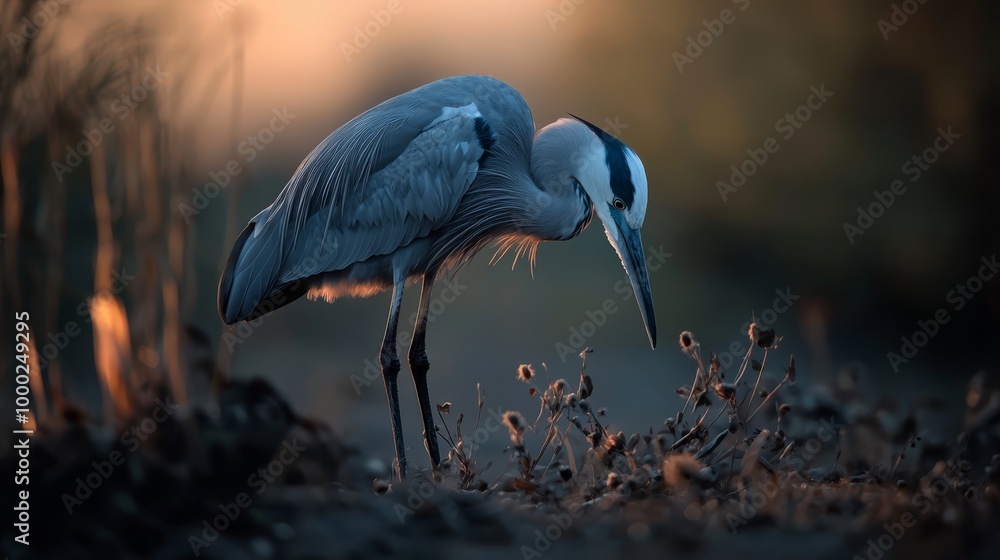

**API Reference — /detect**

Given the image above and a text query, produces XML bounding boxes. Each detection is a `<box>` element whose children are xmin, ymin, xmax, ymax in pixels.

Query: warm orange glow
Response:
<box><xmin>26</xmin><ymin>332</ymin><xmax>47</xmax><ymax>427</ymax></box>
<box><xmin>91</xmin><ymin>295</ymin><xmax>133</xmax><ymax>422</ymax></box>
<box><xmin>308</xmin><ymin>278</ymin><xmax>386</xmax><ymax>303</ymax></box>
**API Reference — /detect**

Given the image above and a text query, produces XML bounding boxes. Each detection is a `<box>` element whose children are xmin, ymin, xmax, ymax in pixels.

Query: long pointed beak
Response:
<box><xmin>607</xmin><ymin>212</ymin><xmax>657</xmax><ymax>349</ymax></box>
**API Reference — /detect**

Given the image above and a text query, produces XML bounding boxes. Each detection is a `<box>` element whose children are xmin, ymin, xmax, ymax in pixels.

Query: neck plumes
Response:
<box><xmin>524</xmin><ymin>119</ymin><xmax>600</xmax><ymax>241</ymax></box>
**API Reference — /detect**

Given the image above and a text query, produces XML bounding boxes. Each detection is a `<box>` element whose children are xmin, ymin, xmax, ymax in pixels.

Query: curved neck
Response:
<box><xmin>522</xmin><ymin>182</ymin><xmax>593</xmax><ymax>241</ymax></box>
<box><xmin>522</xmin><ymin>120</ymin><xmax>599</xmax><ymax>241</ymax></box>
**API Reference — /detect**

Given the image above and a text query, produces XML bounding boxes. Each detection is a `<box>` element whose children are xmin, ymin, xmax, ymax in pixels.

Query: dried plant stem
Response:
<box><xmin>2</xmin><ymin>139</ymin><xmax>22</xmax><ymax>305</ymax></box>
<box><xmin>41</xmin><ymin>139</ymin><xmax>66</xmax><ymax>419</ymax></box>
<box><xmin>214</xmin><ymin>22</ymin><xmax>246</xmax><ymax>380</ymax></box>
<box><xmin>544</xmin><ymin>362</ymin><xmax>556</xmax><ymax>387</ymax></box>
<box><xmin>163</xmin><ymin>122</ymin><xmax>188</xmax><ymax>404</ymax></box>
<box><xmin>539</xmin><ymin>423</ymin><xmax>573</xmax><ymax>480</ymax></box>
<box><xmin>679</xmin><ymin>346</ymin><xmax>706</xmax><ymax>416</ymax></box>
<box><xmin>890</xmin><ymin>434</ymin><xmax>917</xmax><ymax>478</ymax></box>
<box><xmin>732</xmin><ymin>344</ymin><xmax>755</xmax><ymax>386</ymax></box>
<box><xmin>90</xmin><ymin>129</ymin><xmax>113</xmax><ymax>294</ymax></box>
<box><xmin>90</xmin><ymin>136</ymin><xmax>130</xmax><ymax>423</ymax></box>
<box><xmin>468</xmin><ymin>384</ymin><xmax>485</xmax><ymax>473</ymax></box>
<box><xmin>740</xmin><ymin>348</ymin><xmax>769</xmax><ymax>415</ymax></box>
<box><xmin>704</xmin><ymin>403</ymin><xmax>730</xmax><ymax>432</ymax></box>
<box><xmin>436</xmin><ymin>408</ymin><xmax>459</xmax><ymax>449</ymax></box>
<box><xmin>563</xmin><ymin>435</ymin><xmax>578</xmax><ymax>474</ymax></box>
<box><xmin>670</xmin><ymin>404</ymin><xmax>714</xmax><ymax>451</ymax></box>
<box><xmin>746</xmin><ymin>373</ymin><xmax>790</xmax><ymax>424</ymax></box>
<box><xmin>530</xmin><ymin>410</ymin><xmax>566</xmax><ymax>473</ymax></box>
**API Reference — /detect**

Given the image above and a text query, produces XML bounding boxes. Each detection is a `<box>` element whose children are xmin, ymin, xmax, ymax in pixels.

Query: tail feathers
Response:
<box><xmin>218</xmin><ymin>213</ymin><xmax>289</xmax><ymax>324</ymax></box>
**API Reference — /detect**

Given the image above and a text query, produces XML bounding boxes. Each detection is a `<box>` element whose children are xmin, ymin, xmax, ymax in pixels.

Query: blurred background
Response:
<box><xmin>2</xmin><ymin>0</ymin><xmax>998</xmax><ymax>462</ymax></box>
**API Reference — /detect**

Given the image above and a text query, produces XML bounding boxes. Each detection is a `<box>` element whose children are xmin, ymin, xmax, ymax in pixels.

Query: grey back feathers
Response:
<box><xmin>219</xmin><ymin>75</ymin><xmax>540</xmax><ymax>323</ymax></box>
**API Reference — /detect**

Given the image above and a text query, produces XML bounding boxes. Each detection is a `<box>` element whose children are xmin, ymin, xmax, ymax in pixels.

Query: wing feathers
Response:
<box><xmin>218</xmin><ymin>76</ymin><xmax>525</xmax><ymax>322</ymax></box>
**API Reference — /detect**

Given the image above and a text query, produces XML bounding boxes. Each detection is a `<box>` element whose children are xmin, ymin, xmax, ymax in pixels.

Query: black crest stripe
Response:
<box><xmin>568</xmin><ymin>114</ymin><xmax>635</xmax><ymax>208</ymax></box>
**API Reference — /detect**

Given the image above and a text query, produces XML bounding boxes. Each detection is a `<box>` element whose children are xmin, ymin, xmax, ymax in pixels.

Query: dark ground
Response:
<box><xmin>4</xmin><ymin>335</ymin><xmax>1000</xmax><ymax>560</ymax></box>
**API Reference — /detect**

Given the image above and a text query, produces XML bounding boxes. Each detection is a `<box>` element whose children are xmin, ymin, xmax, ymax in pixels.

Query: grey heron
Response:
<box><xmin>218</xmin><ymin>75</ymin><xmax>657</xmax><ymax>478</ymax></box>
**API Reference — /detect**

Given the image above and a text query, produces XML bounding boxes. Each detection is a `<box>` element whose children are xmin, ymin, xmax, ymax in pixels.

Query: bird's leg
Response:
<box><xmin>380</xmin><ymin>279</ymin><xmax>407</xmax><ymax>480</ymax></box>
<box><xmin>408</xmin><ymin>276</ymin><xmax>441</xmax><ymax>467</ymax></box>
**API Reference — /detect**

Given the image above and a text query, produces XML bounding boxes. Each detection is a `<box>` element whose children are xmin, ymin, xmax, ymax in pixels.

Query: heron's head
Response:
<box><xmin>533</xmin><ymin>116</ymin><xmax>656</xmax><ymax>349</ymax></box>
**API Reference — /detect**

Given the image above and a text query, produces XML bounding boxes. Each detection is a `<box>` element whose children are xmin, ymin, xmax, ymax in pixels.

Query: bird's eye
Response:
<box><xmin>612</xmin><ymin>198</ymin><xmax>626</xmax><ymax>211</ymax></box>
